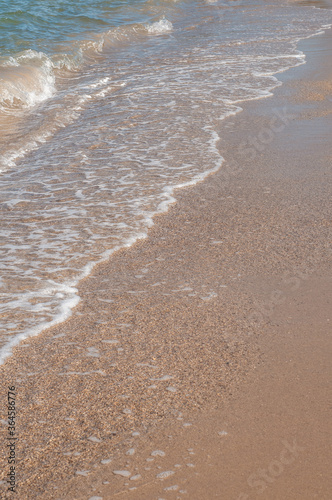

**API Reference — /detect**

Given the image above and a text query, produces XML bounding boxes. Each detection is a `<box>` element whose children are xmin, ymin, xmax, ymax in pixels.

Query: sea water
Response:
<box><xmin>0</xmin><ymin>0</ymin><xmax>331</xmax><ymax>362</ymax></box>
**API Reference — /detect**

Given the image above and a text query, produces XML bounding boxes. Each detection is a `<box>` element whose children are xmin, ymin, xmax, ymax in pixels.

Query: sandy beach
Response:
<box><xmin>0</xmin><ymin>5</ymin><xmax>331</xmax><ymax>500</ymax></box>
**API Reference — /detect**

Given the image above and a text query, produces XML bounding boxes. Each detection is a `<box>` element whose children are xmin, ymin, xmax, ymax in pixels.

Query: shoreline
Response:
<box><xmin>2</xmin><ymin>2</ymin><xmax>328</xmax><ymax>367</ymax></box>
<box><xmin>1</xmin><ymin>15</ymin><xmax>331</xmax><ymax>500</ymax></box>
<box><xmin>0</xmin><ymin>51</ymin><xmax>300</xmax><ymax>367</ymax></box>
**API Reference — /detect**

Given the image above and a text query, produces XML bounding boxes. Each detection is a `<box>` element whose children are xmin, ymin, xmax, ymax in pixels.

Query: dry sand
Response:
<box><xmin>0</xmin><ymin>12</ymin><xmax>331</xmax><ymax>500</ymax></box>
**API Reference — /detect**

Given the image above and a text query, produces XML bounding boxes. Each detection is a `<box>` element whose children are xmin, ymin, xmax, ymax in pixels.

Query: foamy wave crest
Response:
<box><xmin>77</xmin><ymin>19</ymin><xmax>174</xmax><ymax>56</ymax></box>
<box><xmin>0</xmin><ymin>50</ymin><xmax>56</xmax><ymax>111</ymax></box>
<box><xmin>51</xmin><ymin>52</ymin><xmax>83</xmax><ymax>72</ymax></box>
<box><xmin>146</xmin><ymin>17</ymin><xmax>173</xmax><ymax>34</ymax></box>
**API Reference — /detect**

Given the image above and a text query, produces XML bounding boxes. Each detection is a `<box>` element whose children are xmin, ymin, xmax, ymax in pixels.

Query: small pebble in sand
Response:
<box><xmin>132</xmin><ymin>431</ymin><xmax>140</xmax><ymax>437</ymax></box>
<box><xmin>186</xmin><ymin>463</ymin><xmax>195</xmax><ymax>468</ymax></box>
<box><xmin>183</xmin><ymin>423</ymin><xmax>192</xmax><ymax>427</ymax></box>
<box><xmin>164</xmin><ymin>485</ymin><xmax>179</xmax><ymax>491</ymax></box>
<box><xmin>88</xmin><ymin>436</ymin><xmax>102</xmax><ymax>443</ymax></box>
<box><xmin>102</xmin><ymin>481</ymin><xmax>109</xmax><ymax>485</ymax></box>
<box><xmin>113</xmin><ymin>470</ymin><xmax>131</xmax><ymax>478</ymax></box>
<box><xmin>76</xmin><ymin>471</ymin><xmax>89</xmax><ymax>477</ymax></box>
<box><xmin>130</xmin><ymin>474</ymin><xmax>141</xmax><ymax>481</ymax></box>
<box><xmin>151</xmin><ymin>450</ymin><xmax>165</xmax><ymax>457</ymax></box>
<box><xmin>101</xmin><ymin>458</ymin><xmax>112</xmax><ymax>465</ymax></box>
<box><xmin>126</xmin><ymin>448</ymin><xmax>135</xmax><ymax>456</ymax></box>
<box><xmin>151</xmin><ymin>375</ymin><xmax>173</xmax><ymax>381</ymax></box>
<box><xmin>88</xmin><ymin>497</ymin><xmax>103</xmax><ymax>500</ymax></box>
<box><xmin>166</xmin><ymin>386</ymin><xmax>177</xmax><ymax>393</ymax></box>
<box><xmin>156</xmin><ymin>471</ymin><xmax>175</xmax><ymax>480</ymax></box>
<box><xmin>122</xmin><ymin>409</ymin><xmax>132</xmax><ymax>415</ymax></box>
<box><xmin>218</xmin><ymin>431</ymin><xmax>228</xmax><ymax>436</ymax></box>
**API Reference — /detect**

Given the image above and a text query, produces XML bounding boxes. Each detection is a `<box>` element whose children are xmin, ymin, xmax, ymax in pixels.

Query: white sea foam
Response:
<box><xmin>0</xmin><ymin>284</ymin><xmax>79</xmax><ymax>365</ymax></box>
<box><xmin>146</xmin><ymin>18</ymin><xmax>173</xmax><ymax>34</ymax></box>
<box><xmin>0</xmin><ymin>79</ymin><xmax>127</xmax><ymax>172</ymax></box>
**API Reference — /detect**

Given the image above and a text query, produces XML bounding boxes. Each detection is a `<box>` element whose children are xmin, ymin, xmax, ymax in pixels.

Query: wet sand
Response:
<box><xmin>0</xmin><ymin>15</ymin><xmax>331</xmax><ymax>500</ymax></box>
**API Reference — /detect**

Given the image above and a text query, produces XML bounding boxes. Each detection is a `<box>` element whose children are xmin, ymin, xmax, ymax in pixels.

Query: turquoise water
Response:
<box><xmin>0</xmin><ymin>0</ymin><xmax>150</xmax><ymax>55</ymax></box>
<box><xmin>0</xmin><ymin>0</ymin><xmax>331</xmax><ymax>364</ymax></box>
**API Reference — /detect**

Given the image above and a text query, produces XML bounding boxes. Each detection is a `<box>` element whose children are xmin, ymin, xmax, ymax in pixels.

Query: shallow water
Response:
<box><xmin>0</xmin><ymin>0</ymin><xmax>331</xmax><ymax>362</ymax></box>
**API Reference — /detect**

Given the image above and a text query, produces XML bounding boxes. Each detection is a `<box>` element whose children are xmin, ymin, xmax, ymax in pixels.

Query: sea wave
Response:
<box><xmin>0</xmin><ymin>50</ymin><xmax>56</xmax><ymax>111</ymax></box>
<box><xmin>0</xmin><ymin>17</ymin><xmax>173</xmax><ymax>113</ymax></box>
